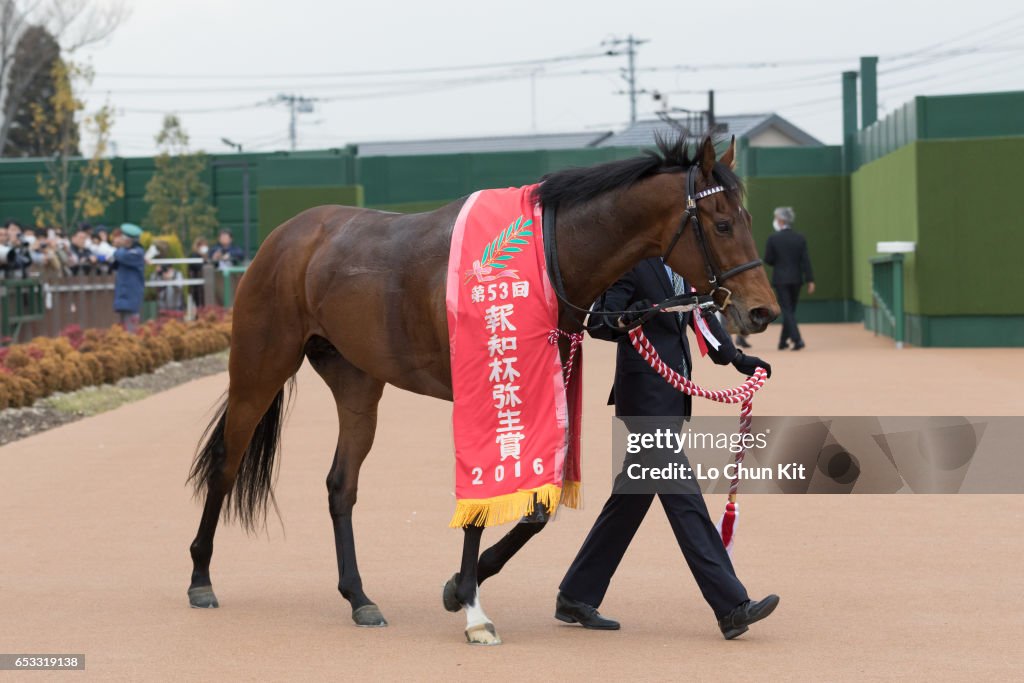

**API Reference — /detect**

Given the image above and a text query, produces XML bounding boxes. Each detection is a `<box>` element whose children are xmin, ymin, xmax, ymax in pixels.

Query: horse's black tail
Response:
<box><xmin>187</xmin><ymin>379</ymin><xmax>295</xmax><ymax>532</ymax></box>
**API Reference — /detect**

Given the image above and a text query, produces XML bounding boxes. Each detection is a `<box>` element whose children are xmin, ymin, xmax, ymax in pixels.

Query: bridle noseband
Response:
<box><xmin>660</xmin><ymin>165</ymin><xmax>763</xmax><ymax>312</ymax></box>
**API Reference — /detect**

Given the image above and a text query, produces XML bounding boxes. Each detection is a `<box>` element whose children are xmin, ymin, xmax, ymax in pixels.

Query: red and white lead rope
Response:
<box><xmin>628</xmin><ymin>326</ymin><xmax>769</xmax><ymax>556</ymax></box>
<box><xmin>548</xmin><ymin>329</ymin><xmax>585</xmax><ymax>386</ymax></box>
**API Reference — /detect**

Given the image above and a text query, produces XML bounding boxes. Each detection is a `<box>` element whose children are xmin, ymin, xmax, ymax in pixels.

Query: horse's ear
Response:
<box><xmin>720</xmin><ymin>136</ymin><xmax>737</xmax><ymax>171</ymax></box>
<box><xmin>699</xmin><ymin>137</ymin><xmax>717</xmax><ymax>177</ymax></box>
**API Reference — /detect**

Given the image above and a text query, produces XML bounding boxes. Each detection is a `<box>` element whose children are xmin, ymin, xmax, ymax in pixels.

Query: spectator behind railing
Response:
<box><xmin>188</xmin><ymin>236</ymin><xmax>210</xmax><ymax>307</ymax></box>
<box><xmin>1</xmin><ymin>222</ymin><xmax>224</xmax><ymax>317</ymax></box>
<box><xmin>2</xmin><ymin>219</ymin><xmax>34</xmax><ymax>280</ymax></box>
<box><xmin>68</xmin><ymin>228</ymin><xmax>99</xmax><ymax>276</ymax></box>
<box><xmin>0</xmin><ymin>219</ymin><xmax>11</xmax><ymax>271</ymax></box>
<box><xmin>208</xmin><ymin>229</ymin><xmax>243</xmax><ymax>270</ymax></box>
<box><xmin>28</xmin><ymin>230</ymin><xmax>65</xmax><ymax>276</ymax></box>
<box><xmin>152</xmin><ymin>264</ymin><xmax>185</xmax><ymax>312</ymax></box>
<box><xmin>90</xmin><ymin>226</ymin><xmax>116</xmax><ymax>273</ymax></box>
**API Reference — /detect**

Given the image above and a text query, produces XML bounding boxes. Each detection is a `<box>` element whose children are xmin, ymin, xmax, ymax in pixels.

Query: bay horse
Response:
<box><xmin>186</xmin><ymin>135</ymin><xmax>779</xmax><ymax>644</ymax></box>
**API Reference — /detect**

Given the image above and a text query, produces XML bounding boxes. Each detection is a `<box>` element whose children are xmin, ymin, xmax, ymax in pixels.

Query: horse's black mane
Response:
<box><xmin>533</xmin><ymin>134</ymin><xmax>742</xmax><ymax>211</ymax></box>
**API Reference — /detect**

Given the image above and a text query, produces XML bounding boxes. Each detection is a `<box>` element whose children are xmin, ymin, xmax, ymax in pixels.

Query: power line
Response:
<box><xmin>880</xmin><ymin>50</ymin><xmax>1024</xmax><ymax>95</ymax></box>
<box><xmin>118</xmin><ymin>100</ymin><xmax>274</xmax><ymax>115</ymax></box>
<box><xmin>94</xmin><ymin>49</ymin><xmax>611</xmax><ymax>80</ymax></box>
<box><xmin>884</xmin><ymin>8</ymin><xmax>1024</xmax><ymax>60</ymax></box>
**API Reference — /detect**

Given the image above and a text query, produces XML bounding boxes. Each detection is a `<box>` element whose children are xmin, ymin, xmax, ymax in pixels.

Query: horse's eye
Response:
<box><xmin>715</xmin><ymin>221</ymin><xmax>732</xmax><ymax>233</ymax></box>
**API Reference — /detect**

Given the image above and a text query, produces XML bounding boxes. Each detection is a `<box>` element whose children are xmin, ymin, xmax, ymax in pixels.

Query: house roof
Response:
<box><xmin>596</xmin><ymin>114</ymin><xmax>824</xmax><ymax>148</ymax></box>
<box><xmin>350</xmin><ymin>113</ymin><xmax>821</xmax><ymax>157</ymax></box>
<box><xmin>354</xmin><ymin>131</ymin><xmax>611</xmax><ymax>157</ymax></box>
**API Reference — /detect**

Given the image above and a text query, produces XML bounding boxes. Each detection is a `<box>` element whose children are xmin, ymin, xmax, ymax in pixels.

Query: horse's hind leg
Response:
<box><xmin>307</xmin><ymin>339</ymin><xmax>386</xmax><ymax>627</ymax></box>
<box><xmin>187</xmin><ymin>328</ymin><xmax>304</xmax><ymax>608</ymax></box>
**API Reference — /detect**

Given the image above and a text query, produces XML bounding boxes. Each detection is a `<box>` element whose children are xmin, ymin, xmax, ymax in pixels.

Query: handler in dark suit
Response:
<box><xmin>554</xmin><ymin>257</ymin><xmax>780</xmax><ymax>640</ymax></box>
<box><xmin>764</xmin><ymin>206</ymin><xmax>814</xmax><ymax>350</ymax></box>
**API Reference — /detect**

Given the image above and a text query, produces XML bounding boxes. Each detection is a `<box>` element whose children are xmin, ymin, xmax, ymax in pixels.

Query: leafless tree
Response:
<box><xmin>0</xmin><ymin>0</ymin><xmax>127</xmax><ymax>154</ymax></box>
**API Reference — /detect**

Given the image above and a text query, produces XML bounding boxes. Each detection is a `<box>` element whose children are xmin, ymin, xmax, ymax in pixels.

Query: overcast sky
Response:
<box><xmin>78</xmin><ymin>0</ymin><xmax>1024</xmax><ymax>156</ymax></box>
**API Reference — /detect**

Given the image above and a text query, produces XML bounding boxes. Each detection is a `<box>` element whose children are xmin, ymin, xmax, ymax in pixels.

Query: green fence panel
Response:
<box><xmin>919</xmin><ymin>92</ymin><xmax>1024</xmax><ymax>139</ymax></box>
<box><xmin>0</xmin><ymin>278</ymin><xmax>45</xmax><ymax>340</ymax></box>
<box><xmin>257</xmin><ymin>152</ymin><xmax>356</xmax><ymax>188</ymax></box>
<box><xmin>913</xmin><ymin>137</ymin><xmax>1024</xmax><ymax>316</ymax></box>
<box><xmin>738</xmin><ymin>145</ymin><xmax>842</xmax><ymax>178</ymax></box>
<box><xmin>257</xmin><ymin>185</ymin><xmax>364</xmax><ymax>243</ymax></box>
<box><xmin>850</xmin><ymin>144</ymin><xmax>920</xmax><ymax>313</ymax></box>
<box><xmin>744</xmin><ymin>174</ymin><xmax>849</xmax><ymax>303</ymax></box>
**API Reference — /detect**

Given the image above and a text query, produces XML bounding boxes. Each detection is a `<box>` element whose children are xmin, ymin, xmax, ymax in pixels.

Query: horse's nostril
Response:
<box><xmin>750</xmin><ymin>307</ymin><xmax>777</xmax><ymax>326</ymax></box>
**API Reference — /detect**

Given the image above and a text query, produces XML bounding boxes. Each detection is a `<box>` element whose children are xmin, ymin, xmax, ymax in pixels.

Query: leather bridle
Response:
<box><xmin>543</xmin><ymin>164</ymin><xmax>763</xmax><ymax>331</ymax></box>
<box><xmin>661</xmin><ymin>165</ymin><xmax>763</xmax><ymax>313</ymax></box>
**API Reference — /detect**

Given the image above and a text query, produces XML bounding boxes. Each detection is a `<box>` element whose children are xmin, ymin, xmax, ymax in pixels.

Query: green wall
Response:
<box><xmin>914</xmin><ymin>137</ymin><xmax>1024</xmax><ymax>316</ymax></box>
<box><xmin>740</xmin><ymin>144</ymin><xmax>842</xmax><ymax>178</ymax></box>
<box><xmin>0</xmin><ymin>154</ymin><xmax>262</xmax><ymax>252</ymax></box>
<box><xmin>257</xmin><ymin>185</ymin><xmax>363</xmax><ymax>243</ymax></box>
<box><xmin>358</xmin><ymin>147</ymin><xmax>643</xmax><ymax>207</ymax></box>
<box><xmin>850</xmin><ymin>144</ymin><xmax>920</xmax><ymax>312</ymax></box>
<box><xmin>851</xmin><ymin>137</ymin><xmax>1024</xmax><ymax>319</ymax></box>
<box><xmin>745</xmin><ymin>175</ymin><xmax>849</xmax><ymax>300</ymax></box>
<box><xmin>857</xmin><ymin>92</ymin><xmax>1024</xmax><ymax>166</ymax></box>
<box><xmin>739</xmin><ymin>143</ymin><xmax>855</xmax><ymax>322</ymax></box>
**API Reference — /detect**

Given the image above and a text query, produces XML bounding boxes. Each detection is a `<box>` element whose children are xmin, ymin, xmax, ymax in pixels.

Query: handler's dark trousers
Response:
<box><xmin>775</xmin><ymin>283</ymin><xmax>802</xmax><ymax>345</ymax></box>
<box><xmin>559</xmin><ymin>492</ymin><xmax>749</xmax><ymax>619</ymax></box>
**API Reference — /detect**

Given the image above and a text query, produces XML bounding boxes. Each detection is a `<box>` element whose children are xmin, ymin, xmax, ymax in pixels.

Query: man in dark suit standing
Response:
<box><xmin>554</xmin><ymin>257</ymin><xmax>779</xmax><ymax>640</ymax></box>
<box><xmin>764</xmin><ymin>206</ymin><xmax>814</xmax><ymax>350</ymax></box>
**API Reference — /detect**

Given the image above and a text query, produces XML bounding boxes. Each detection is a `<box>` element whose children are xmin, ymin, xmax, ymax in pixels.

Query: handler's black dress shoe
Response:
<box><xmin>555</xmin><ymin>592</ymin><xmax>620</xmax><ymax>630</ymax></box>
<box><xmin>718</xmin><ymin>594</ymin><xmax>780</xmax><ymax>640</ymax></box>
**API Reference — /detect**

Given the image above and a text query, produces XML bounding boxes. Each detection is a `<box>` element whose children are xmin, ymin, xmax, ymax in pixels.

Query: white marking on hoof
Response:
<box><xmin>465</xmin><ymin>622</ymin><xmax>501</xmax><ymax>645</ymax></box>
<box><xmin>463</xmin><ymin>587</ymin><xmax>500</xmax><ymax>644</ymax></box>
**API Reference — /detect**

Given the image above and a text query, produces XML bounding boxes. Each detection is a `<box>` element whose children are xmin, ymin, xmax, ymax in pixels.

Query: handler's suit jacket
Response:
<box><xmin>588</xmin><ymin>258</ymin><xmax>738</xmax><ymax>418</ymax></box>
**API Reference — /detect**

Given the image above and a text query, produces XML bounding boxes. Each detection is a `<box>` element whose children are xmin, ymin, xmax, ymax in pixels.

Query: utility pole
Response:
<box><xmin>275</xmin><ymin>94</ymin><xmax>317</xmax><ymax>151</ymax></box>
<box><xmin>606</xmin><ymin>34</ymin><xmax>649</xmax><ymax>124</ymax></box>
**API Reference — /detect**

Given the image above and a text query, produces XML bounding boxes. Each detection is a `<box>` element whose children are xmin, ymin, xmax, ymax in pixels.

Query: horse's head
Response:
<box><xmin>662</xmin><ymin>136</ymin><xmax>779</xmax><ymax>335</ymax></box>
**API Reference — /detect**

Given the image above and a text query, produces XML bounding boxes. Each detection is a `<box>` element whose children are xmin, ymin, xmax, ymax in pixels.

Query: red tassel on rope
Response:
<box><xmin>716</xmin><ymin>501</ymin><xmax>739</xmax><ymax>557</ymax></box>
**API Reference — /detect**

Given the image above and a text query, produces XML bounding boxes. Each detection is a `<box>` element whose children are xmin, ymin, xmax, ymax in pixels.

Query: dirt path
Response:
<box><xmin>1</xmin><ymin>324</ymin><xmax>1021</xmax><ymax>681</ymax></box>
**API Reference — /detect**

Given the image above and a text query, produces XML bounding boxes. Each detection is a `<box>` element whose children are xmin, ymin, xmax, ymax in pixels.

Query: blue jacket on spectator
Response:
<box><xmin>113</xmin><ymin>244</ymin><xmax>146</xmax><ymax>313</ymax></box>
<box><xmin>209</xmin><ymin>243</ymin><xmax>244</xmax><ymax>268</ymax></box>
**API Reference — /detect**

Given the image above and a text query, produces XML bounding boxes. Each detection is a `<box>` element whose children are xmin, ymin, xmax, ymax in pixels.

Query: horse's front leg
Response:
<box><xmin>449</xmin><ymin>524</ymin><xmax>501</xmax><ymax>645</ymax></box>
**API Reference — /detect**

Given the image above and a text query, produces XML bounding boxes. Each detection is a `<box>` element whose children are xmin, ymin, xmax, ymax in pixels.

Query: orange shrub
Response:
<box><xmin>0</xmin><ymin>314</ymin><xmax>231</xmax><ymax>410</ymax></box>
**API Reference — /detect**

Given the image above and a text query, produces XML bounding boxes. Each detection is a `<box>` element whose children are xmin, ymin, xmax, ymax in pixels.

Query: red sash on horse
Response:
<box><xmin>446</xmin><ymin>185</ymin><xmax>581</xmax><ymax>527</ymax></box>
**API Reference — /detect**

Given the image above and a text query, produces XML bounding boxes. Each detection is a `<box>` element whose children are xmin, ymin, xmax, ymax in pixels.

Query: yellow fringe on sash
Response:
<box><xmin>449</xmin><ymin>483</ymin><xmax>576</xmax><ymax>528</ymax></box>
<box><xmin>560</xmin><ymin>479</ymin><xmax>582</xmax><ymax>510</ymax></box>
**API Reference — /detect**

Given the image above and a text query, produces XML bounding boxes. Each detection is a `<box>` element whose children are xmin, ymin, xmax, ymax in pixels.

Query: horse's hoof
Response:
<box><xmin>352</xmin><ymin>603</ymin><xmax>388</xmax><ymax>627</ymax></box>
<box><xmin>442</xmin><ymin>573</ymin><xmax>461</xmax><ymax>613</ymax></box>
<box><xmin>465</xmin><ymin>622</ymin><xmax>501</xmax><ymax>645</ymax></box>
<box><xmin>188</xmin><ymin>585</ymin><xmax>219</xmax><ymax>609</ymax></box>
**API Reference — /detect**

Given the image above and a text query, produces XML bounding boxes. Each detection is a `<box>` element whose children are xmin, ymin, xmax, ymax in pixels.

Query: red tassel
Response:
<box><xmin>717</xmin><ymin>501</ymin><xmax>738</xmax><ymax>555</ymax></box>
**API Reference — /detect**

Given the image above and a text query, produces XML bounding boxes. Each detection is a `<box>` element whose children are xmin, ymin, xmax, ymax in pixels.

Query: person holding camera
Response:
<box><xmin>3</xmin><ymin>220</ymin><xmax>34</xmax><ymax>280</ymax></box>
<box><xmin>111</xmin><ymin>223</ymin><xmax>147</xmax><ymax>331</ymax></box>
